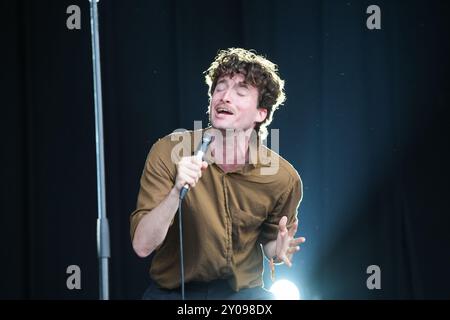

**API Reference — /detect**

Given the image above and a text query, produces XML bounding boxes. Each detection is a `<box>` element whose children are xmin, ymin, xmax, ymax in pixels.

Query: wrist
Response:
<box><xmin>169</xmin><ymin>186</ymin><xmax>181</xmax><ymax>200</ymax></box>
<box><xmin>263</xmin><ymin>240</ymin><xmax>277</xmax><ymax>259</ymax></box>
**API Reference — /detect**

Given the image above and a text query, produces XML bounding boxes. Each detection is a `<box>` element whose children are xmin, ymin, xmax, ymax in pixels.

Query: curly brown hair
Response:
<box><xmin>204</xmin><ymin>48</ymin><xmax>286</xmax><ymax>139</ymax></box>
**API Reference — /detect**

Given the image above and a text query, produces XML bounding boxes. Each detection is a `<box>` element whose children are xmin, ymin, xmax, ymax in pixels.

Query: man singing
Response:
<box><xmin>130</xmin><ymin>48</ymin><xmax>305</xmax><ymax>300</ymax></box>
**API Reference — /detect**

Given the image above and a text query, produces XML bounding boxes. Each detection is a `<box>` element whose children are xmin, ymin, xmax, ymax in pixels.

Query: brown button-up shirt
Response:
<box><xmin>130</xmin><ymin>128</ymin><xmax>303</xmax><ymax>291</ymax></box>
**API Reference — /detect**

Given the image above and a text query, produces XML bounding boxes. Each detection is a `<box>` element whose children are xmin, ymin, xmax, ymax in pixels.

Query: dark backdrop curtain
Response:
<box><xmin>1</xmin><ymin>0</ymin><xmax>449</xmax><ymax>299</ymax></box>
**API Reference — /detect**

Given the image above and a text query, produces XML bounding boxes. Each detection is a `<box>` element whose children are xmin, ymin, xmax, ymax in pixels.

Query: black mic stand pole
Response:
<box><xmin>89</xmin><ymin>0</ymin><xmax>110</xmax><ymax>300</ymax></box>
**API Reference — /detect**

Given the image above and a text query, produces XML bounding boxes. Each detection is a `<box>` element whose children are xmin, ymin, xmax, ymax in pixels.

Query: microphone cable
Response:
<box><xmin>178</xmin><ymin>198</ymin><xmax>186</xmax><ymax>300</ymax></box>
<box><xmin>177</xmin><ymin>133</ymin><xmax>212</xmax><ymax>300</ymax></box>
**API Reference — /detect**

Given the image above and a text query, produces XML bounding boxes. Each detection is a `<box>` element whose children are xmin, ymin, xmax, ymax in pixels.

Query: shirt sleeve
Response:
<box><xmin>258</xmin><ymin>173</ymin><xmax>303</xmax><ymax>246</ymax></box>
<box><xmin>129</xmin><ymin>137</ymin><xmax>177</xmax><ymax>241</ymax></box>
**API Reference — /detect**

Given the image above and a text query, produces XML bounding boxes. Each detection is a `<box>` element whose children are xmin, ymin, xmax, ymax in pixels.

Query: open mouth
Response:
<box><xmin>215</xmin><ymin>106</ymin><xmax>234</xmax><ymax>116</ymax></box>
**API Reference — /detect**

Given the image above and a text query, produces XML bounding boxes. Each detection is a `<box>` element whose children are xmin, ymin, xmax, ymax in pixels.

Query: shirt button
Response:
<box><xmin>220</xmin><ymin>266</ymin><xmax>231</xmax><ymax>275</ymax></box>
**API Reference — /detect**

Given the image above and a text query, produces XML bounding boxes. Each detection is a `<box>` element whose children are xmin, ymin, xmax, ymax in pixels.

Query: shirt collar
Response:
<box><xmin>200</xmin><ymin>127</ymin><xmax>273</xmax><ymax>170</ymax></box>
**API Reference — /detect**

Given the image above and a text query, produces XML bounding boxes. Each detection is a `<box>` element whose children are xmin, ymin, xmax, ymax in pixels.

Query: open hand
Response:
<box><xmin>275</xmin><ymin>216</ymin><xmax>306</xmax><ymax>267</ymax></box>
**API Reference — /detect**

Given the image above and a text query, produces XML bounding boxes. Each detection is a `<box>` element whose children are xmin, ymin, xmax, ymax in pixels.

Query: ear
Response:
<box><xmin>256</xmin><ymin>107</ymin><xmax>268</xmax><ymax>123</ymax></box>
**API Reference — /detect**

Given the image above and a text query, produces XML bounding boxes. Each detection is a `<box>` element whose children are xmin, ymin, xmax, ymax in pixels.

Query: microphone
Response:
<box><xmin>179</xmin><ymin>133</ymin><xmax>213</xmax><ymax>200</ymax></box>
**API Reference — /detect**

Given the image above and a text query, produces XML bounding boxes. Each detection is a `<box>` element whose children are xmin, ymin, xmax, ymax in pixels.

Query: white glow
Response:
<box><xmin>270</xmin><ymin>279</ymin><xmax>301</xmax><ymax>300</ymax></box>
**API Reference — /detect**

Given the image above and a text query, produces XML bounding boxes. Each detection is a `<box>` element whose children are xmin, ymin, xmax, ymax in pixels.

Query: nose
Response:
<box><xmin>221</xmin><ymin>88</ymin><xmax>232</xmax><ymax>104</ymax></box>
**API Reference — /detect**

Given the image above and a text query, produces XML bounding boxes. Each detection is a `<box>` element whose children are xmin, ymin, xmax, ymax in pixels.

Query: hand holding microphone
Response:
<box><xmin>176</xmin><ymin>134</ymin><xmax>212</xmax><ymax>200</ymax></box>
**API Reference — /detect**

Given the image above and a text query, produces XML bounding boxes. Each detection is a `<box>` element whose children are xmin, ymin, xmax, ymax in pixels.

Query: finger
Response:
<box><xmin>179</xmin><ymin>173</ymin><xmax>196</xmax><ymax>187</ymax></box>
<box><xmin>201</xmin><ymin>161</ymin><xmax>209</xmax><ymax>171</ymax></box>
<box><xmin>183</xmin><ymin>162</ymin><xmax>203</xmax><ymax>172</ymax></box>
<box><xmin>181</xmin><ymin>167</ymin><xmax>201</xmax><ymax>180</ymax></box>
<box><xmin>290</xmin><ymin>237</ymin><xmax>306</xmax><ymax>246</ymax></box>
<box><xmin>180</xmin><ymin>156</ymin><xmax>202</xmax><ymax>167</ymax></box>
<box><xmin>181</xmin><ymin>164</ymin><xmax>200</xmax><ymax>174</ymax></box>
<box><xmin>280</xmin><ymin>233</ymin><xmax>291</xmax><ymax>256</ymax></box>
<box><xmin>180</xmin><ymin>157</ymin><xmax>200</xmax><ymax>168</ymax></box>
<box><xmin>278</xmin><ymin>216</ymin><xmax>288</xmax><ymax>233</ymax></box>
<box><xmin>286</xmin><ymin>251</ymin><xmax>294</xmax><ymax>261</ymax></box>
<box><xmin>287</xmin><ymin>246</ymin><xmax>300</xmax><ymax>254</ymax></box>
<box><xmin>282</xmin><ymin>255</ymin><xmax>292</xmax><ymax>268</ymax></box>
<box><xmin>276</xmin><ymin>233</ymin><xmax>289</xmax><ymax>258</ymax></box>
<box><xmin>190</xmin><ymin>157</ymin><xmax>203</xmax><ymax>166</ymax></box>
<box><xmin>288</xmin><ymin>220</ymin><xmax>298</xmax><ymax>238</ymax></box>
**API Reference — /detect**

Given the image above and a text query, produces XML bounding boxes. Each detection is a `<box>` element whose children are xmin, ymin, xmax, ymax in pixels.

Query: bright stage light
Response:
<box><xmin>270</xmin><ymin>279</ymin><xmax>301</xmax><ymax>300</ymax></box>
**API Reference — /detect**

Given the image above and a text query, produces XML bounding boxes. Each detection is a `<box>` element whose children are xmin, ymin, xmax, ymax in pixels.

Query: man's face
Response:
<box><xmin>209</xmin><ymin>73</ymin><xmax>267</xmax><ymax>132</ymax></box>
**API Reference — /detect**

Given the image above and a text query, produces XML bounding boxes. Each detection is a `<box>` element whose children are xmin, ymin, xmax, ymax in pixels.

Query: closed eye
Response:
<box><xmin>215</xmin><ymin>82</ymin><xmax>227</xmax><ymax>92</ymax></box>
<box><xmin>237</xmin><ymin>87</ymin><xmax>249</xmax><ymax>96</ymax></box>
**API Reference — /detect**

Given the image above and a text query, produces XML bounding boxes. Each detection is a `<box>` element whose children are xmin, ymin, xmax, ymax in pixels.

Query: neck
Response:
<box><xmin>211</xmin><ymin>128</ymin><xmax>256</xmax><ymax>166</ymax></box>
